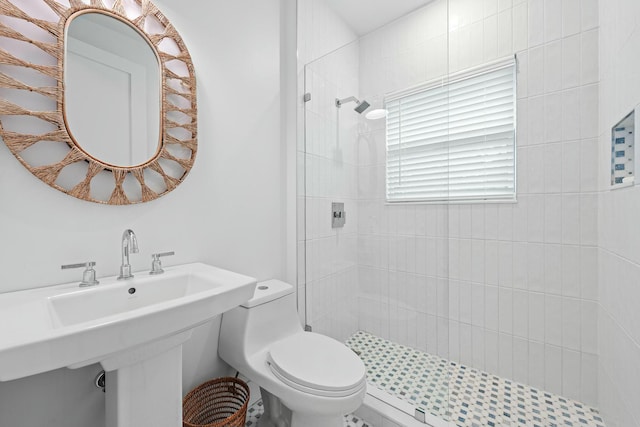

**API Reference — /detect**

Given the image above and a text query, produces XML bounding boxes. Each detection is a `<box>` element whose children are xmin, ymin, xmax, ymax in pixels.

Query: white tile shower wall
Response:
<box><xmin>598</xmin><ymin>2</ymin><xmax>640</xmax><ymax>424</ymax></box>
<box><xmin>356</xmin><ymin>0</ymin><xmax>600</xmax><ymax>407</ymax></box>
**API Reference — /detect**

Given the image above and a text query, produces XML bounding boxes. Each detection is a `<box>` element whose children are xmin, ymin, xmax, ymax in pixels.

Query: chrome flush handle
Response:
<box><xmin>61</xmin><ymin>261</ymin><xmax>99</xmax><ymax>287</ymax></box>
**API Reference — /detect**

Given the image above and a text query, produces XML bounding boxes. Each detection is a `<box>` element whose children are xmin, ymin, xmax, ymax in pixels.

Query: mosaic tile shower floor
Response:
<box><xmin>244</xmin><ymin>400</ymin><xmax>370</xmax><ymax>426</ymax></box>
<box><xmin>346</xmin><ymin>331</ymin><xmax>606</xmax><ymax>427</ymax></box>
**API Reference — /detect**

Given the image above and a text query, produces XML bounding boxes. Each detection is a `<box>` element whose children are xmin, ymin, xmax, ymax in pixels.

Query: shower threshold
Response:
<box><xmin>346</xmin><ymin>331</ymin><xmax>606</xmax><ymax>427</ymax></box>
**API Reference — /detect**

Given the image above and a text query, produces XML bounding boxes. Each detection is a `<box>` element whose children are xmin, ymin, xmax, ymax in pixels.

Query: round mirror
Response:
<box><xmin>64</xmin><ymin>12</ymin><xmax>161</xmax><ymax>167</ymax></box>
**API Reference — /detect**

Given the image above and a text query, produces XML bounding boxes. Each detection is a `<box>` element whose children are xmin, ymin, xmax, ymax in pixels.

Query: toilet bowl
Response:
<box><xmin>219</xmin><ymin>280</ymin><xmax>366</xmax><ymax>427</ymax></box>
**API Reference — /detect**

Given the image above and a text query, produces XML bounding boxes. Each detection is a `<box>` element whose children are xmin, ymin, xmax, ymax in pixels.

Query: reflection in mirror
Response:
<box><xmin>65</xmin><ymin>12</ymin><xmax>161</xmax><ymax>167</ymax></box>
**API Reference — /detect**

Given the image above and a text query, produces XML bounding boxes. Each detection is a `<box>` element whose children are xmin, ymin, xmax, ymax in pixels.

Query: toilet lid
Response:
<box><xmin>267</xmin><ymin>333</ymin><xmax>365</xmax><ymax>396</ymax></box>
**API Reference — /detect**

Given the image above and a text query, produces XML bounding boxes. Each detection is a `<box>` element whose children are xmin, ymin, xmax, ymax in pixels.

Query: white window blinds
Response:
<box><xmin>386</xmin><ymin>59</ymin><xmax>516</xmax><ymax>202</ymax></box>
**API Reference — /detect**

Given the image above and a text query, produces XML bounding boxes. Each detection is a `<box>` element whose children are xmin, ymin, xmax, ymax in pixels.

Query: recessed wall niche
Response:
<box><xmin>611</xmin><ymin>109</ymin><xmax>636</xmax><ymax>187</ymax></box>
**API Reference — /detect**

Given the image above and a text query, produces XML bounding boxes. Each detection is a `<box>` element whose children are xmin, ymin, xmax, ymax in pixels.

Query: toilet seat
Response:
<box><xmin>267</xmin><ymin>333</ymin><xmax>366</xmax><ymax>398</ymax></box>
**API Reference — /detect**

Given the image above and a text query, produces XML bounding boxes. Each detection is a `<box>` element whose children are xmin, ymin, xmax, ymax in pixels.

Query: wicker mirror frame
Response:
<box><xmin>0</xmin><ymin>0</ymin><xmax>197</xmax><ymax>204</ymax></box>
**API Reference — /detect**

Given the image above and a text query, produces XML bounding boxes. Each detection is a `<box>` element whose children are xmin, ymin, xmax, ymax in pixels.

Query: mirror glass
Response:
<box><xmin>65</xmin><ymin>12</ymin><xmax>161</xmax><ymax>167</ymax></box>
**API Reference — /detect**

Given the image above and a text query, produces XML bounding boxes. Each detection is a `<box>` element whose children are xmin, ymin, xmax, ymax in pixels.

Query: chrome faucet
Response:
<box><xmin>117</xmin><ymin>229</ymin><xmax>139</xmax><ymax>280</ymax></box>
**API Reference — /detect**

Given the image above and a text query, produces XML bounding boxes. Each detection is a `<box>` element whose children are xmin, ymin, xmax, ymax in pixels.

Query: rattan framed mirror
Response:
<box><xmin>0</xmin><ymin>0</ymin><xmax>197</xmax><ymax>204</ymax></box>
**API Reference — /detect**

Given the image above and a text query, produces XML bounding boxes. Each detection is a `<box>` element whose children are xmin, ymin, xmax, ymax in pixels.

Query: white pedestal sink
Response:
<box><xmin>0</xmin><ymin>263</ymin><xmax>257</xmax><ymax>427</ymax></box>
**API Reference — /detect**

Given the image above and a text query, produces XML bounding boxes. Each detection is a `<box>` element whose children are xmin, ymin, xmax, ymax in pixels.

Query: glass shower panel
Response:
<box><xmin>302</xmin><ymin>29</ymin><xmax>452</xmax><ymax>423</ymax></box>
<box><xmin>303</xmin><ymin>40</ymin><xmax>361</xmax><ymax>343</ymax></box>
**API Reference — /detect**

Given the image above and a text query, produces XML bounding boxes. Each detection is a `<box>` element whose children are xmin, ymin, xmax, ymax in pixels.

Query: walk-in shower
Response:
<box><xmin>300</xmin><ymin>0</ymin><xmax>605</xmax><ymax>426</ymax></box>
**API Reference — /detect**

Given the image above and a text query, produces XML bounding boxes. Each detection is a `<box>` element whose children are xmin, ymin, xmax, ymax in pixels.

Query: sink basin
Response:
<box><xmin>0</xmin><ymin>262</ymin><xmax>256</xmax><ymax>381</ymax></box>
<box><xmin>49</xmin><ymin>269</ymin><xmax>224</xmax><ymax>327</ymax></box>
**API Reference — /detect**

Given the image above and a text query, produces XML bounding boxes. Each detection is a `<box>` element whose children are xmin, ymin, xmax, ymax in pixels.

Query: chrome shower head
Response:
<box><xmin>336</xmin><ymin>96</ymin><xmax>371</xmax><ymax>114</ymax></box>
<box><xmin>354</xmin><ymin>100</ymin><xmax>371</xmax><ymax>114</ymax></box>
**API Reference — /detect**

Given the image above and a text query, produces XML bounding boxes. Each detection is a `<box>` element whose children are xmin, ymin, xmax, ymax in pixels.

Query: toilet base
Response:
<box><xmin>258</xmin><ymin>387</ymin><xmax>344</xmax><ymax>427</ymax></box>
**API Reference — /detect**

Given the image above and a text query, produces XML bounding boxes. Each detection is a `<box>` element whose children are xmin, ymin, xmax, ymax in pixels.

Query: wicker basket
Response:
<box><xmin>183</xmin><ymin>377</ymin><xmax>250</xmax><ymax>427</ymax></box>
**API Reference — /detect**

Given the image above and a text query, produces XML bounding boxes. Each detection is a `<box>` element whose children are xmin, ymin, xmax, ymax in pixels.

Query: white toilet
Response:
<box><xmin>219</xmin><ymin>279</ymin><xmax>366</xmax><ymax>427</ymax></box>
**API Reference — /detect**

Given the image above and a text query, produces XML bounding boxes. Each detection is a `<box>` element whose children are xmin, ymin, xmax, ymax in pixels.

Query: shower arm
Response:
<box><xmin>335</xmin><ymin>96</ymin><xmax>360</xmax><ymax>108</ymax></box>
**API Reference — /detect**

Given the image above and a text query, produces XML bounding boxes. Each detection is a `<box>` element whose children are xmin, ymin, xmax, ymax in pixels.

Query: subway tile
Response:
<box><xmin>581</xmin><ymin>352</ymin><xmax>598</xmax><ymax>406</ymax></box>
<box><xmin>561</xmin><ymin>194</ymin><xmax>580</xmax><ymax>245</ymax></box>
<box><xmin>459</xmin><ymin>281</ymin><xmax>472</xmax><ymax>324</ymax></box>
<box><xmin>544</xmin><ymin>142</ymin><xmax>562</xmax><ymax>191</ymax></box>
<box><xmin>499</xmin><ymin>333</ymin><xmax>514</xmax><ymax>379</ymax></box>
<box><xmin>580</xmin><ymin>138</ymin><xmax>599</xmax><ymax>192</ymax></box>
<box><xmin>499</xmin><ymin>287</ymin><xmax>513</xmax><ymax>334</ymax></box>
<box><xmin>471</xmin><ymin>204</ymin><xmax>485</xmax><ymax>239</ymax></box>
<box><xmin>580</xmin><ymin>246</ymin><xmax>598</xmax><ymax>300</ymax></box>
<box><xmin>529</xmin><ymin>340</ymin><xmax>546</xmax><ymax>390</ymax></box>
<box><xmin>581</xmin><ymin>300</ymin><xmax>598</xmax><ymax>354</ymax></box>
<box><xmin>497</xmin><ymin>9</ymin><xmax>513</xmax><ymax>57</ymax></box>
<box><xmin>561</xmin><ymin>140</ymin><xmax>581</xmax><ymax>192</ymax></box>
<box><xmin>513</xmin><ymin>195</ymin><xmax>528</xmax><ymax>242</ymax></box>
<box><xmin>485</xmin><ymin>204</ymin><xmax>499</xmax><ymax>239</ymax></box>
<box><xmin>471</xmin><ymin>283</ymin><xmax>485</xmax><ymax>327</ymax></box>
<box><xmin>561</xmin><ymin>297</ymin><xmax>581</xmax><ymax>351</ymax></box>
<box><xmin>528</xmin><ymin>47</ymin><xmax>545</xmax><ymax>96</ymax></box>
<box><xmin>580</xmin><ymin>193</ymin><xmax>598</xmax><ymax>246</ymax></box>
<box><xmin>579</xmin><ymin>84</ymin><xmax>599</xmax><ymax>139</ymax></box>
<box><xmin>529</xmin><ymin>292</ymin><xmax>545</xmax><ymax>342</ymax></box>
<box><xmin>485</xmin><ymin>329</ymin><xmax>500</xmax><ymax>375</ymax></box>
<box><xmin>471</xmin><ymin>239</ymin><xmax>486</xmax><ymax>284</ymax></box>
<box><xmin>512</xmin><ymin>1</ymin><xmax>528</xmax><ymax>52</ymax></box>
<box><xmin>545</xmin><ymin>294</ymin><xmax>562</xmax><ymax>346</ymax></box>
<box><xmin>483</xmin><ymin>14</ymin><xmax>498</xmax><ymax>62</ymax></box>
<box><xmin>543</xmin><ymin>0</ymin><xmax>562</xmax><ymax>42</ymax></box>
<box><xmin>485</xmin><ymin>240</ymin><xmax>499</xmax><ymax>286</ymax></box>
<box><xmin>528</xmin><ymin>243</ymin><xmax>545</xmax><ymax>292</ymax></box>
<box><xmin>581</xmin><ymin>29</ymin><xmax>599</xmax><ymax>85</ymax></box>
<box><xmin>562</xmin><ymin>348</ymin><xmax>581</xmax><ymax>400</ymax></box>
<box><xmin>562</xmin><ymin>89</ymin><xmax>581</xmax><ymax>141</ymax></box>
<box><xmin>580</xmin><ymin>0</ymin><xmax>598</xmax><ymax>30</ymax></box>
<box><xmin>562</xmin><ymin>0</ymin><xmax>581</xmax><ymax>37</ymax></box>
<box><xmin>544</xmin><ymin>194</ymin><xmax>562</xmax><ymax>243</ymax></box>
<box><xmin>562</xmin><ymin>245</ymin><xmax>581</xmax><ymax>298</ymax></box>
<box><xmin>472</xmin><ymin>326</ymin><xmax>486</xmax><ymax>370</ymax></box>
<box><xmin>561</xmin><ymin>35</ymin><xmax>581</xmax><ymax>89</ymax></box>
<box><xmin>527</xmin><ymin>143</ymin><xmax>545</xmax><ymax>193</ymax></box>
<box><xmin>544</xmin><ymin>244</ymin><xmax>562</xmax><ymax>295</ymax></box>
<box><xmin>485</xmin><ymin>285</ymin><xmax>500</xmax><ymax>331</ymax></box>
<box><xmin>545</xmin><ymin>344</ymin><xmax>563</xmax><ymax>394</ymax></box>
<box><xmin>498</xmin><ymin>204</ymin><xmax>513</xmax><ymax>241</ymax></box>
<box><xmin>513</xmin><ymin>336</ymin><xmax>529</xmax><ymax>384</ymax></box>
<box><xmin>484</xmin><ymin>0</ymin><xmax>498</xmax><ymax>17</ymax></box>
<box><xmin>513</xmin><ymin>290</ymin><xmax>529</xmax><ymax>338</ymax></box>
<box><xmin>544</xmin><ymin>40</ymin><xmax>562</xmax><ymax>93</ymax></box>
<box><xmin>512</xmin><ymin>241</ymin><xmax>528</xmax><ymax>289</ymax></box>
<box><xmin>528</xmin><ymin>0</ymin><xmax>544</xmax><ymax>47</ymax></box>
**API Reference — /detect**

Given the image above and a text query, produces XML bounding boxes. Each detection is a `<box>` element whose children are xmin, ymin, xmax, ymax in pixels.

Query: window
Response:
<box><xmin>386</xmin><ymin>58</ymin><xmax>516</xmax><ymax>202</ymax></box>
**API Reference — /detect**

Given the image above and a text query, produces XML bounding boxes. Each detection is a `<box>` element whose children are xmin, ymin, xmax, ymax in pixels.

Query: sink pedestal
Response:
<box><xmin>104</xmin><ymin>332</ymin><xmax>192</xmax><ymax>427</ymax></box>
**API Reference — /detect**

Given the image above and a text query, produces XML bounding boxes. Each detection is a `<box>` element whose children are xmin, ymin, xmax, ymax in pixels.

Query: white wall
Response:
<box><xmin>598</xmin><ymin>0</ymin><xmax>640</xmax><ymax>425</ymax></box>
<box><xmin>0</xmin><ymin>1</ymin><xmax>284</xmax><ymax>426</ymax></box>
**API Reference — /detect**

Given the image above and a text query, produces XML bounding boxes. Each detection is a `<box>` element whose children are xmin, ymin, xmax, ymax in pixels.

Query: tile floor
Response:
<box><xmin>346</xmin><ymin>331</ymin><xmax>607</xmax><ymax>427</ymax></box>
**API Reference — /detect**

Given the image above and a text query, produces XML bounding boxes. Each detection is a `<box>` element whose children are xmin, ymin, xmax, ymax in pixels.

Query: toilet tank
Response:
<box><xmin>219</xmin><ymin>280</ymin><xmax>303</xmax><ymax>363</ymax></box>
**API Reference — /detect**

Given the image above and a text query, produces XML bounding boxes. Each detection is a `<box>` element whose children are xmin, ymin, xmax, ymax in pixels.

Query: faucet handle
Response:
<box><xmin>61</xmin><ymin>262</ymin><xmax>99</xmax><ymax>287</ymax></box>
<box><xmin>150</xmin><ymin>252</ymin><xmax>175</xmax><ymax>275</ymax></box>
